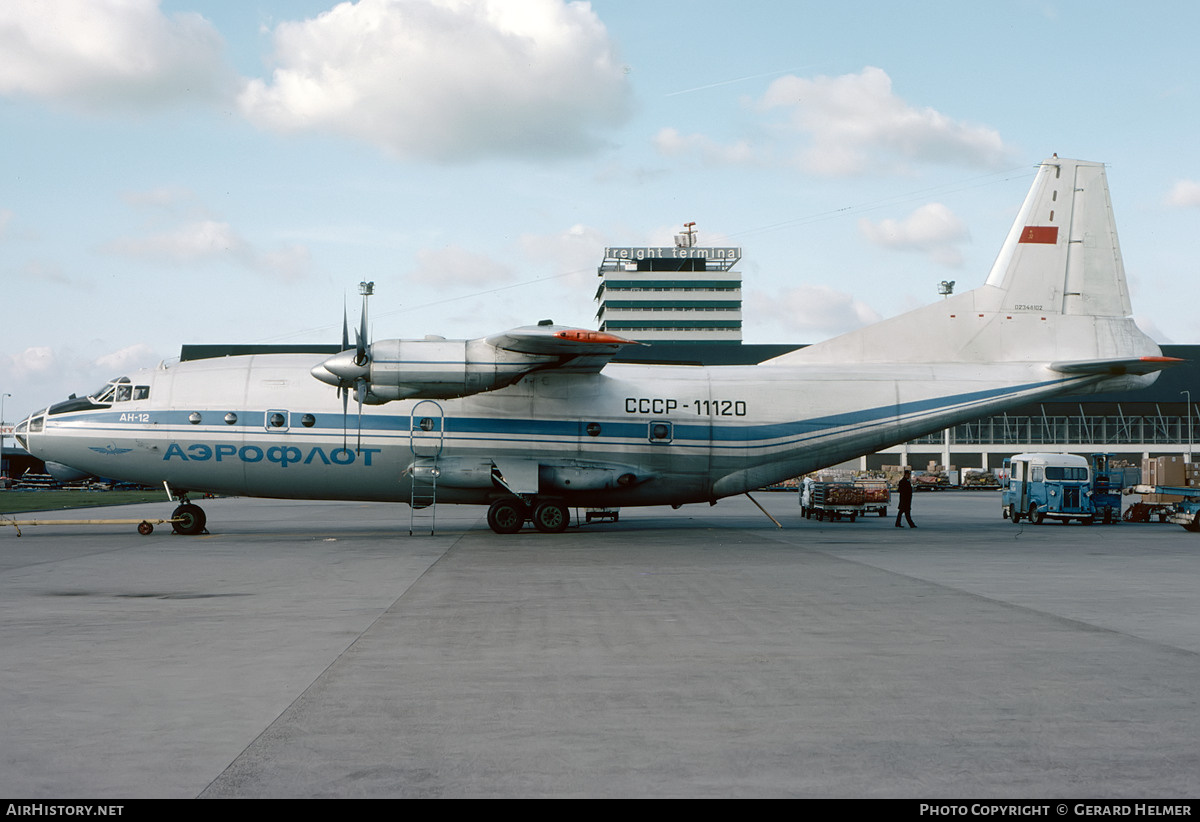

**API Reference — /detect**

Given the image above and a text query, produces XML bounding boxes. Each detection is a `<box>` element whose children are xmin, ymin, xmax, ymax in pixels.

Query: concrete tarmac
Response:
<box><xmin>1</xmin><ymin>492</ymin><xmax>1198</xmax><ymax>798</ymax></box>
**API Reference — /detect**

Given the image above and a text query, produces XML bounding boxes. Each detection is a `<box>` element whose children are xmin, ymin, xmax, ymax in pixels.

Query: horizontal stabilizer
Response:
<box><xmin>1049</xmin><ymin>356</ymin><xmax>1184</xmax><ymax>376</ymax></box>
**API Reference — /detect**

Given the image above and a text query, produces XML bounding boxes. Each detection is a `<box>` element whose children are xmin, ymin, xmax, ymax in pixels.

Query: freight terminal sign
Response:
<box><xmin>604</xmin><ymin>246</ymin><xmax>741</xmax><ymax>262</ymax></box>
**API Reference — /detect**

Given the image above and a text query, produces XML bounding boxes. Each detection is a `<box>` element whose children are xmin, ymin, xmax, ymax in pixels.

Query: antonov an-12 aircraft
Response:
<box><xmin>15</xmin><ymin>157</ymin><xmax>1178</xmax><ymax>535</ymax></box>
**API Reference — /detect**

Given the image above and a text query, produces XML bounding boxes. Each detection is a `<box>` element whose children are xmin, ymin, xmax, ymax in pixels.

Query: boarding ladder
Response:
<box><xmin>408</xmin><ymin>400</ymin><xmax>445</xmax><ymax>535</ymax></box>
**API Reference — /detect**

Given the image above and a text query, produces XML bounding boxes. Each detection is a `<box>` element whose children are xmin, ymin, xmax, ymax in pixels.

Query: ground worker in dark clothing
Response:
<box><xmin>895</xmin><ymin>469</ymin><xmax>917</xmax><ymax>528</ymax></box>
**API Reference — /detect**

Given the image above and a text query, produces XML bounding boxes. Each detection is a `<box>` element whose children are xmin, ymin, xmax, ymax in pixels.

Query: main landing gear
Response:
<box><xmin>486</xmin><ymin>498</ymin><xmax>570</xmax><ymax>534</ymax></box>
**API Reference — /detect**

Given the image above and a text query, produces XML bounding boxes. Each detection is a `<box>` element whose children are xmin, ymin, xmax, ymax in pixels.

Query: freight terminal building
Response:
<box><xmin>596</xmin><ymin>224</ymin><xmax>742</xmax><ymax>343</ymax></box>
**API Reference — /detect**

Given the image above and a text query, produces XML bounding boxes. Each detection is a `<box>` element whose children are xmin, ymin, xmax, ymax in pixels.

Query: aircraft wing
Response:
<box><xmin>485</xmin><ymin>324</ymin><xmax>645</xmax><ymax>372</ymax></box>
<box><xmin>1048</xmin><ymin>356</ymin><xmax>1184</xmax><ymax>376</ymax></box>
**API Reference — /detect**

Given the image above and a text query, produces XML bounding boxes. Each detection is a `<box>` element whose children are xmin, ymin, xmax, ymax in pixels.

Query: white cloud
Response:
<box><xmin>108</xmin><ymin>219</ymin><xmax>246</xmax><ymax>261</ymax></box>
<box><xmin>105</xmin><ymin>219</ymin><xmax>310</xmax><ymax>281</ymax></box>
<box><xmin>21</xmin><ymin>260</ymin><xmax>78</xmax><ymax>287</ymax></box>
<box><xmin>94</xmin><ymin>343</ymin><xmax>158</xmax><ymax>374</ymax></box>
<box><xmin>1</xmin><ymin>343</ymin><xmax>164</xmax><ymax>413</ymax></box>
<box><xmin>747</xmin><ymin>285</ymin><xmax>883</xmax><ymax>339</ymax></box>
<box><xmin>653</xmin><ymin>127</ymin><xmax>755</xmax><ymax>166</ymax></box>
<box><xmin>1165</xmin><ymin>180</ymin><xmax>1200</xmax><ymax>208</ymax></box>
<box><xmin>3</xmin><ymin>346</ymin><xmax>57</xmax><ymax>381</ymax></box>
<box><xmin>410</xmin><ymin>246</ymin><xmax>515</xmax><ymax>288</ymax></box>
<box><xmin>519</xmin><ymin>223</ymin><xmax>605</xmax><ymax>287</ymax></box>
<box><xmin>757</xmin><ymin>66</ymin><xmax>1011</xmax><ymax>176</ymax></box>
<box><xmin>859</xmin><ymin>202</ymin><xmax>970</xmax><ymax>267</ymax></box>
<box><xmin>121</xmin><ymin>186</ymin><xmax>197</xmax><ymax>211</ymax></box>
<box><xmin>0</xmin><ymin>0</ymin><xmax>234</xmax><ymax>110</ymax></box>
<box><xmin>238</xmin><ymin>0</ymin><xmax>632</xmax><ymax>162</ymax></box>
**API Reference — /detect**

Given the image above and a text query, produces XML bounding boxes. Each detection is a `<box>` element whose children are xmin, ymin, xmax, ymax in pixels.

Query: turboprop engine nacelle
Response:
<box><xmin>356</xmin><ymin>338</ymin><xmax>559</xmax><ymax>401</ymax></box>
<box><xmin>311</xmin><ymin>324</ymin><xmax>640</xmax><ymax>403</ymax></box>
<box><xmin>311</xmin><ymin>337</ymin><xmax>558</xmax><ymax>402</ymax></box>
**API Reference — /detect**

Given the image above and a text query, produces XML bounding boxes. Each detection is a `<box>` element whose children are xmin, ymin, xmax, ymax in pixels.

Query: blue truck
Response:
<box><xmin>1002</xmin><ymin>453</ymin><xmax>1095</xmax><ymax>525</ymax></box>
<box><xmin>1089</xmin><ymin>453</ymin><xmax>1134</xmax><ymax>524</ymax></box>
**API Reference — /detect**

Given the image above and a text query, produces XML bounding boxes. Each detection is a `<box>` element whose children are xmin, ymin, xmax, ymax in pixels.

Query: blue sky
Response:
<box><xmin>3</xmin><ymin>0</ymin><xmax>1199</xmax><ymax>419</ymax></box>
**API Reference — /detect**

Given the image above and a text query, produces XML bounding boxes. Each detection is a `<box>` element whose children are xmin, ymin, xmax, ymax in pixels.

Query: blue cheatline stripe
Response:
<box><xmin>51</xmin><ymin>377</ymin><xmax>1073</xmax><ymax>451</ymax></box>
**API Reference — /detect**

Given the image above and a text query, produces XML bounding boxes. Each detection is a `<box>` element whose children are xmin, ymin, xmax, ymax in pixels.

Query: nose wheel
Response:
<box><xmin>171</xmin><ymin>502</ymin><xmax>208</xmax><ymax>536</ymax></box>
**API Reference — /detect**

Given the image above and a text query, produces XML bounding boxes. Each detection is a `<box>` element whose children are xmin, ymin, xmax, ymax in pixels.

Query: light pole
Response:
<box><xmin>0</xmin><ymin>393</ymin><xmax>10</xmax><ymax>481</ymax></box>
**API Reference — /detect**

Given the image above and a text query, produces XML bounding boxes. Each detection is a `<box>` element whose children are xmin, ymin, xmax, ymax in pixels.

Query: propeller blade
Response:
<box><xmin>314</xmin><ymin>283</ymin><xmax>374</xmax><ymax>453</ymax></box>
<box><xmin>341</xmin><ymin>301</ymin><xmax>350</xmax><ymax>351</ymax></box>
<box><xmin>355</xmin><ymin>378</ymin><xmax>366</xmax><ymax>453</ymax></box>
<box><xmin>341</xmin><ymin>384</ymin><xmax>349</xmax><ymax>451</ymax></box>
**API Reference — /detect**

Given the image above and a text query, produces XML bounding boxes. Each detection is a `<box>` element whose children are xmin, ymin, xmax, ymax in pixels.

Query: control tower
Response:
<box><xmin>595</xmin><ymin>223</ymin><xmax>742</xmax><ymax>342</ymax></box>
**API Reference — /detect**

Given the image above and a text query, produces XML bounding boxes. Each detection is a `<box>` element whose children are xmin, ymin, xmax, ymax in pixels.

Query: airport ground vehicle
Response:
<box><xmin>855</xmin><ymin>480</ymin><xmax>890</xmax><ymax>517</ymax></box>
<box><xmin>1125</xmin><ymin>485</ymin><xmax>1200</xmax><ymax>532</ymax></box>
<box><xmin>1002</xmin><ymin>453</ymin><xmax>1095</xmax><ymax>525</ymax></box>
<box><xmin>801</xmin><ymin>479</ymin><xmax>866</xmax><ymax>521</ymax></box>
<box><xmin>1089</xmin><ymin>453</ymin><xmax>1130</xmax><ymax>524</ymax></box>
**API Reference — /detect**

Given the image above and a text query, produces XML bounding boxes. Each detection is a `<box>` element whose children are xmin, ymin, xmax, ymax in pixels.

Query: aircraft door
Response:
<box><xmin>410</xmin><ymin>400</ymin><xmax>445</xmax><ymax>458</ymax></box>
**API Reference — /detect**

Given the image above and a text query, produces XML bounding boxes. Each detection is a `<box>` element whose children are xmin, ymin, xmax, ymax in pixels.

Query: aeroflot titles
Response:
<box><xmin>164</xmin><ymin>443</ymin><xmax>381</xmax><ymax>467</ymax></box>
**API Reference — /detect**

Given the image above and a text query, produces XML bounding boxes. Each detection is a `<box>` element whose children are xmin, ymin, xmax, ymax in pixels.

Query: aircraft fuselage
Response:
<box><xmin>20</xmin><ymin>351</ymin><xmax>1135</xmax><ymax>509</ymax></box>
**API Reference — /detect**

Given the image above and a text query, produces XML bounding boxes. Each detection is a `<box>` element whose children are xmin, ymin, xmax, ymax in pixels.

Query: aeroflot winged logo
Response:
<box><xmin>164</xmin><ymin>443</ymin><xmax>381</xmax><ymax>467</ymax></box>
<box><xmin>89</xmin><ymin>445</ymin><xmax>133</xmax><ymax>456</ymax></box>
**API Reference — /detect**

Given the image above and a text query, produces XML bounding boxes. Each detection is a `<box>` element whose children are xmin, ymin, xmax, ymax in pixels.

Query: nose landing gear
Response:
<box><xmin>170</xmin><ymin>499</ymin><xmax>208</xmax><ymax>536</ymax></box>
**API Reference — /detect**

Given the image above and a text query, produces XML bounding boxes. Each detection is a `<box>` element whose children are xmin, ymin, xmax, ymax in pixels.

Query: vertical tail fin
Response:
<box><xmin>985</xmin><ymin>156</ymin><xmax>1131</xmax><ymax>318</ymax></box>
<box><xmin>766</xmin><ymin>156</ymin><xmax>1161</xmax><ymax>369</ymax></box>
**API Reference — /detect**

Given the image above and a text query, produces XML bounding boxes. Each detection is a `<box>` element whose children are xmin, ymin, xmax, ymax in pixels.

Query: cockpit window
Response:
<box><xmin>87</xmin><ymin>377</ymin><xmax>132</xmax><ymax>406</ymax></box>
<box><xmin>133</xmin><ymin>385</ymin><xmax>150</xmax><ymax>401</ymax></box>
<box><xmin>89</xmin><ymin>384</ymin><xmax>115</xmax><ymax>404</ymax></box>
